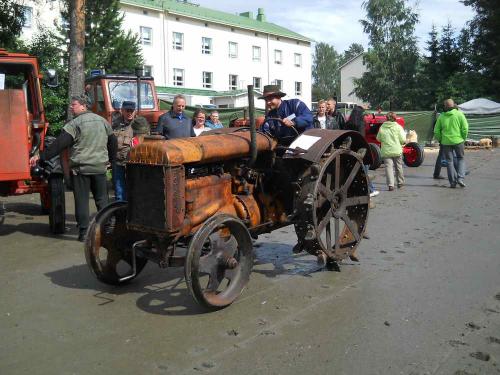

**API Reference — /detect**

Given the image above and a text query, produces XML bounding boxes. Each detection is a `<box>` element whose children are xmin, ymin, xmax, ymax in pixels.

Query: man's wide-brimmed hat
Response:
<box><xmin>258</xmin><ymin>85</ymin><xmax>286</xmax><ymax>99</ymax></box>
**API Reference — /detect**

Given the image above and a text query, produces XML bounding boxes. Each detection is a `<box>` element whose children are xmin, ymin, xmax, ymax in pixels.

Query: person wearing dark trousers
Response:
<box><xmin>111</xmin><ymin>100</ymin><xmax>136</xmax><ymax>201</ymax></box>
<box><xmin>345</xmin><ymin>104</ymin><xmax>379</xmax><ymax>197</ymax></box>
<box><xmin>30</xmin><ymin>95</ymin><xmax>117</xmax><ymax>241</ymax></box>
<box><xmin>433</xmin><ymin>144</ymin><xmax>458</xmax><ymax>179</ymax></box>
<box><xmin>434</xmin><ymin>99</ymin><xmax>469</xmax><ymax>188</ymax></box>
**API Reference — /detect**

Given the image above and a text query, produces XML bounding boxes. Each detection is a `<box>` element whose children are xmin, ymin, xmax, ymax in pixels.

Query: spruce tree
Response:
<box><xmin>0</xmin><ymin>0</ymin><xmax>25</xmax><ymax>50</ymax></box>
<box><xmin>61</xmin><ymin>0</ymin><xmax>143</xmax><ymax>75</ymax></box>
<box><xmin>462</xmin><ymin>0</ymin><xmax>500</xmax><ymax>100</ymax></box>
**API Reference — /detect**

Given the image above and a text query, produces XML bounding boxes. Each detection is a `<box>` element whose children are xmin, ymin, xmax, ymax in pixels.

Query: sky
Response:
<box><xmin>193</xmin><ymin>0</ymin><xmax>475</xmax><ymax>54</ymax></box>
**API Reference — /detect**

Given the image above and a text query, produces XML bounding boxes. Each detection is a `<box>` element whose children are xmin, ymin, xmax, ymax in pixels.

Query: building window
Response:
<box><xmin>203</xmin><ymin>71</ymin><xmax>213</xmax><ymax>88</ymax></box>
<box><xmin>253</xmin><ymin>77</ymin><xmax>262</xmax><ymax>91</ymax></box>
<box><xmin>294</xmin><ymin>53</ymin><xmax>302</xmax><ymax>67</ymax></box>
<box><xmin>229</xmin><ymin>74</ymin><xmax>238</xmax><ymax>90</ymax></box>
<box><xmin>173</xmin><ymin>68</ymin><xmax>184</xmax><ymax>86</ymax></box>
<box><xmin>143</xmin><ymin>65</ymin><xmax>153</xmax><ymax>76</ymax></box>
<box><xmin>228</xmin><ymin>42</ymin><xmax>238</xmax><ymax>58</ymax></box>
<box><xmin>173</xmin><ymin>32</ymin><xmax>184</xmax><ymax>50</ymax></box>
<box><xmin>295</xmin><ymin>81</ymin><xmax>302</xmax><ymax>96</ymax></box>
<box><xmin>274</xmin><ymin>50</ymin><xmax>282</xmax><ymax>65</ymax></box>
<box><xmin>252</xmin><ymin>46</ymin><xmax>261</xmax><ymax>62</ymax></box>
<box><xmin>273</xmin><ymin>79</ymin><xmax>283</xmax><ymax>90</ymax></box>
<box><xmin>22</xmin><ymin>6</ymin><xmax>32</xmax><ymax>28</ymax></box>
<box><xmin>140</xmin><ymin>26</ymin><xmax>152</xmax><ymax>45</ymax></box>
<box><xmin>202</xmin><ymin>37</ymin><xmax>212</xmax><ymax>54</ymax></box>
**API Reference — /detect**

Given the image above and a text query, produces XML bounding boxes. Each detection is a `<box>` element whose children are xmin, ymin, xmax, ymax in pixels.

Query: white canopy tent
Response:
<box><xmin>458</xmin><ymin>98</ymin><xmax>500</xmax><ymax>115</ymax></box>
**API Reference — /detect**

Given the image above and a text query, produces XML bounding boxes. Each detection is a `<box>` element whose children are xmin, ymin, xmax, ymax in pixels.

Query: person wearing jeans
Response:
<box><xmin>433</xmin><ymin>99</ymin><xmax>469</xmax><ymax>188</ymax></box>
<box><xmin>443</xmin><ymin>143</ymin><xmax>466</xmax><ymax>187</ymax></box>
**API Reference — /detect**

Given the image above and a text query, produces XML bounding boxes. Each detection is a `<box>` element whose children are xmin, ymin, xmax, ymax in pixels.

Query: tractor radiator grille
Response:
<box><xmin>127</xmin><ymin>164</ymin><xmax>166</xmax><ymax>232</ymax></box>
<box><xmin>126</xmin><ymin>164</ymin><xmax>186</xmax><ymax>233</ymax></box>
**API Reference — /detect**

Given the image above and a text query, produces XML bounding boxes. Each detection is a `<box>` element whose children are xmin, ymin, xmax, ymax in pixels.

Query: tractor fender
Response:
<box><xmin>289</xmin><ymin>129</ymin><xmax>372</xmax><ymax>165</ymax></box>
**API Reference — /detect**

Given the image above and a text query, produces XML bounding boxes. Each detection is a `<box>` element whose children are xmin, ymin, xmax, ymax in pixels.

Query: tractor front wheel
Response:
<box><xmin>368</xmin><ymin>143</ymin><xmax>382</xmax><ymax>170</ymax></box>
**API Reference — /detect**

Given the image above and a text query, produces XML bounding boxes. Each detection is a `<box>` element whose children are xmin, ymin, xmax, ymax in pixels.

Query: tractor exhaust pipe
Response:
<box><xmin>135</xmin><ymin>67</ymin><xmax>143</xmax><ymax>112</ymax></box>
<box><xmin>247</xmin><ymin>84</ymin><xmax>257</xmax><ymax>167</ymax></box>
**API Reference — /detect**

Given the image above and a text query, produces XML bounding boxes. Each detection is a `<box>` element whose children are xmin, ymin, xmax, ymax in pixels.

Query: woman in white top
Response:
<box><xmin>192</xmin><ymin>108</ymin><xmax>210</xmax><ymax>136</ymax></box>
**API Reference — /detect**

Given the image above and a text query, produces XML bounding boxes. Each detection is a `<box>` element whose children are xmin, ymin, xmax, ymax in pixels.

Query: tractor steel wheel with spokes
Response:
<box><xmin>185</xmin><ymin>214</ymin><xmax>253</xmax><ymax>310</ymax></box>
<box><xmin>84</xmin><ymin>201</ymin><xmax>147</xmax><ymax>285</ymax></box>
<box><xmin>295</xmin><ymin>148</ymin><xmax>370</xmax><ymax>263</ymax></box>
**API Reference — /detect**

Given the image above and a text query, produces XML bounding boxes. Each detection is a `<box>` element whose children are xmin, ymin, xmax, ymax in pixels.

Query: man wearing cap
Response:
<box><xmin>111</xmin><ymin>100</ymin><xmax>137</xmax><ymax>201</ymax></box>
<box><xmin>155</xmin><ymin>94</ymin><xmax>195</xmax><ymax>139</ymax></box>
<box><xmin>259</xmin><ymin>85</ymin><xmax>313</xmax><ymax>143</ymax></box>
<box><xmin>29</xmin><ymin>95</ymin><xmax>117</xmax><ymax>241</ymax></box>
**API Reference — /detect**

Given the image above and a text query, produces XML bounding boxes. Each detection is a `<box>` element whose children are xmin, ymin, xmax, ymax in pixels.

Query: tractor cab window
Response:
<box><xmin>0</xmin><ymin>62</ymin><xmax>39</xmax><ymax>118</ymax></box>
<box><xmin>108</xmin><ymin>80</ymin><xmax>154</xmax><ymax>110</ymax></box>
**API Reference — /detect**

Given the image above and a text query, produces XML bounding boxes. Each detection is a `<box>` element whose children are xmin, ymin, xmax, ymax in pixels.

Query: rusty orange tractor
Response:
<box><xmin>0</xmin><ymin>48</ymin><xmax>65</xmax><ymax>233</ymax></box>
<box><xmin>84</xmin><ymin>86</ymin><xmax>373</xmax><ymax>310</ymax></box>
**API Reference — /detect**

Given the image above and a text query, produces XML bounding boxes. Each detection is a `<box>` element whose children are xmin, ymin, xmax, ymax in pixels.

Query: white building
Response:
<box><xmin>17</xmin><ymin>0</ymin><xmax>312</xmax><ymax>109</ymax></box>
<box><xmin>339</xmin><ymin>53</ymin><xmax>368</xmax><ymax>106</ymax></box>
<box><xmin>16</xmin><ymin>0</ymin><xmax>65</xmax><ymax>42</ymax></box>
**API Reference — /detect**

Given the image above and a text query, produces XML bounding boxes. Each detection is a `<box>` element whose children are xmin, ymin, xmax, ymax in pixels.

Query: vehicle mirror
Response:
<box><xmin>45</xmin><ymin>69</ymin><xmax>59</xmax><ymax>88</ymax></box>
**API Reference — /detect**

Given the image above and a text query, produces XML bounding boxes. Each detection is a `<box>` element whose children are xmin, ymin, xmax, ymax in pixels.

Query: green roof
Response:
<box><xmin>157</xmin><ymin>86</ymin><xmax>260</xmax><ymax>97</ymax></box>
<box><xmin>121</xmin><ymin>0</ymin><xmax>311</xmax><ymax>42</ymax></box>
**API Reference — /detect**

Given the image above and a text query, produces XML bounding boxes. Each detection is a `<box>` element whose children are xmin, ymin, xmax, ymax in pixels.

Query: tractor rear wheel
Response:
<box><xmin>368</xmin><ymin>143</ymin><xmax>382</xmax><ymax>170</ymax></box>
<box><xmin>403</xmin><ymin>142</ymin><xmax>425</xmax><ymax>167</ymax></box>
<box><xmin>295</xmin><ymin>148</ymin><xmax>370</xmax><ymax>265</ymax></box>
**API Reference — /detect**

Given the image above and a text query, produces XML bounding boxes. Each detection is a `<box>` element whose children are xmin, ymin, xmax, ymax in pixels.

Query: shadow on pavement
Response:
<box><xmin>0</xmin><ymin>222</ymin><xmax>78</xmax><ymax>241</ymax></box>
<box><xmin>44</xmin><ymin>242</ymin><xmax>332</xmax><ymax>316</ymax></box>
<box><xmin>45</xmin><ymin>263</ymin><xmax>211</xmax><ymax>316</ymax></box>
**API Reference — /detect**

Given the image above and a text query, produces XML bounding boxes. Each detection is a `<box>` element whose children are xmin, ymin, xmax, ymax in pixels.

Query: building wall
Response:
<box><xmin>18</xmin><ymin>1</ymin><xmax>312</xmax><ymax>108</ymax></box>
<box><xmin>340</xmin><ymin>54</ymin><xmax>368</xmax><ymax>106</ymax></box>
<box><xmin>122</xmin><ymin>6</ymin><xmax>312</xmax><ymax>106</ymax></box>
<box><xmin>17</xmin><ymin>0</ymin><xmax>64</xmax><ymax>42</ymax></box>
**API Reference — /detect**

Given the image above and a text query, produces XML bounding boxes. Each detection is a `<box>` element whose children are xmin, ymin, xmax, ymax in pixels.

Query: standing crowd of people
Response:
<box><xmin>29</xmin><ymin>87</ymin><xmax>468</xmax><ymax>242</ymax></box>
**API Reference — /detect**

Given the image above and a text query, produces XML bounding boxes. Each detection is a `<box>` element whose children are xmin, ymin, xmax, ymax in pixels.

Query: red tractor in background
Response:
<box><xmin>0</xmin><ymin>48</ymin><xmax>65</xmax><ymax>234</ymax></box>
<box><xmin>363</xmin><ymin>113</ymin><xmax>425</xmax><ymax>170</ymax></box>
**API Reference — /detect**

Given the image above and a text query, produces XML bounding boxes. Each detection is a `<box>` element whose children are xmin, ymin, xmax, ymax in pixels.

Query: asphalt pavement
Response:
<box><xmin>1</xmin><ymin>148</ymin><xmax>499</xmax><ymax>375</ymax></box>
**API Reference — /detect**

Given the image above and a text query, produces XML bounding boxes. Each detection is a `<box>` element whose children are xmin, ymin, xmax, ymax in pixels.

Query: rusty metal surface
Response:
<box><xmin>183</xmin><ymin>174</ymin><xmax>236</xmax><ymax>236</ymax></box>
<box><xmin>128</xmin><ymin>131</ymin><xmax>276</xmax><ymax>167</ymax></box>
<box><xmin>164</xmin><ymin>166</ymin><xmax>185</xmax><ymax>232</ymax></box>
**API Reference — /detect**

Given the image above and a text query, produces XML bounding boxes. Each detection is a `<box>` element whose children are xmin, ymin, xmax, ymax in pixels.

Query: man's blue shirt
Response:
<box><xmin>263</xmin><ymin>99</ymin><xmax>313</xmax><ymax>140</ymax></box>
<box><xmin>155</xmin><ymin>110</ymin><xmax>194</xmax><ymax>139</ymax></box>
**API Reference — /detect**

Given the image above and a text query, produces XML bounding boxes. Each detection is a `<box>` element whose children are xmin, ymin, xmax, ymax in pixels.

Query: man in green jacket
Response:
<box><xmin>434</xmin><ymin>99</ymin><xmax>469</xmax><ymax>188</ymax></box>
<box><xmin>30</xmin><ymin>95</ymin><xmax>117</xmax><ymax>241</ymax></box>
